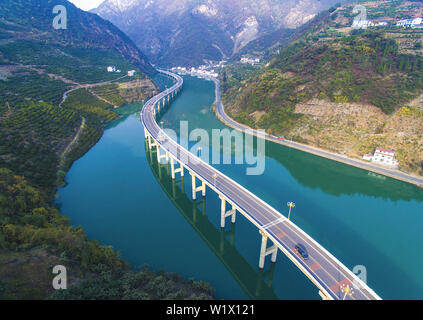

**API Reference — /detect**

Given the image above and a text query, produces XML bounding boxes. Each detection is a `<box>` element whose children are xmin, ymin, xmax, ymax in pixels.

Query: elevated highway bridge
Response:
<box><xmin>140</xmin><ymin>70</ymin><xmax>382</xmax><ymax>300</ymax></box>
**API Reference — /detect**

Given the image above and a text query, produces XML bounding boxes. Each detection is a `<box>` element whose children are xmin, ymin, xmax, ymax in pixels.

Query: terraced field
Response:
<box><xmin>0</xmin><ymin>70</ymin><xmax>70</xmax><ymax>108</ymax></box>
<box><xmin>0</xmin><ymin>102</ymin><xmax>81</xmax><ymax>189</ymax></box>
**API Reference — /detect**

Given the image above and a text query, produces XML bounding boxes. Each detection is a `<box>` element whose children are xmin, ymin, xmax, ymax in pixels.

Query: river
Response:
<box><xmin>56</xmin><ymin>74</ymin><xmax>423</xmax><ymax>300</ymax></box>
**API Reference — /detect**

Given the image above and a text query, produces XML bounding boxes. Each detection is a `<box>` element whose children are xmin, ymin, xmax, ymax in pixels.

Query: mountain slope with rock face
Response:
<box><xmin>92</xmin><ymin>0</ymin><xmax>339</xmax><ymax>66</ymax></box>
<box><xmin>0</xmin><ymin>0</ymin><xmax>155</xmax><ymax>75</ymax></box>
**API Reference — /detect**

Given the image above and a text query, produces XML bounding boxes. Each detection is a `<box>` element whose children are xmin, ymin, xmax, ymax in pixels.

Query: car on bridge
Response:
<box><xmin>295</xmin><ymin>243</ymin><xmax>309</xmax><ymax>260</ymax></box>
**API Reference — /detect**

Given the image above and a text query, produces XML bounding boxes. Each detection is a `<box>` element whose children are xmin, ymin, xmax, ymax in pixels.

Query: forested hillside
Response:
<box><xmin>0</xmin><ymin>0</ymin><xmax>154</xmax><ymax>75</ymax></box>
<box><xmin>0</xmin><ymin>0</ymin><xmax>158</xmax><ymax>193</ymax></box>
<box><xmin>221</xmin><ymin>0</ymin><xmax>423</xmax><ymax>176</ymax></box>
<box><xmin>227</xmin><ymin>32</ymin><xmax>422</xmax><ymax>118</ymax></box>
<box><xmin>0</xmin><ymin>0</ymin><xmax>214</xmax><ymax>299</ymax></box>
<box><xmin>0</xmin><ymin>169</ymin><xmax>213</xmax><ymax>299</ymax></box>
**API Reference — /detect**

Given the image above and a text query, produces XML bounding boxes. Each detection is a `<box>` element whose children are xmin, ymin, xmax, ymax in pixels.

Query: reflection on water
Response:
<box><xmin>266</xmin><ymin>141</ymin><xmax>423</xmax><ymax>202</ymax></box>
<box><xmin>146</xmin><ymin>144</ymin><xmax>278</xmax><ymax>300</ymax></box>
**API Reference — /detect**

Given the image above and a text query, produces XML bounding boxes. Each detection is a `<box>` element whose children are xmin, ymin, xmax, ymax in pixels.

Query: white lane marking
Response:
<box><xmin>262</xmin><ymin>217</ymin><xmax>286</xmax><ymax>230</ymax></box>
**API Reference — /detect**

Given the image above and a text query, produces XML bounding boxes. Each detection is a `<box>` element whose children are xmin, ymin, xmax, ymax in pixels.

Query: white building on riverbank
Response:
<box><xmin>363</xmin><ymin>147</ymin><xmax>399</xmax><ymax>169</ymax></box>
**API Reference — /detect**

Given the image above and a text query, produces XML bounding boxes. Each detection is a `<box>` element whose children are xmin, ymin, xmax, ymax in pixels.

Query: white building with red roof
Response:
<box><xmin>363</xmin><ymin>147</ymin><xmax>399</xmax><ymax>169</ymax></box>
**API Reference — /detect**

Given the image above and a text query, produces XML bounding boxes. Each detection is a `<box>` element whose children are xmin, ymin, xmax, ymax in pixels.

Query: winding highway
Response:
<box><xmin>211</xmin><ymin>77</ymin><xmax>423</xmax><ymax>187</ymax></box>
<box><xmin>141</xmin><ymin>70</ymin><xmax>382</xmax><ymax>300</ymax></box>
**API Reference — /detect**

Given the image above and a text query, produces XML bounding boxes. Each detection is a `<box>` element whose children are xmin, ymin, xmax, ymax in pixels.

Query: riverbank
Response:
<box><xmin>203</xmin><ymin>76</ymin><xmax>423</xmax><ymax>188</ymax></box>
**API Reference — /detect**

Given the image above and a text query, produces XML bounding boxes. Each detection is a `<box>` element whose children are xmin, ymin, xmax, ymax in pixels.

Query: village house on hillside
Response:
<box><xmin>363</xmin><ymin>147</ymin><xmax>399</xmax><ymax>169</ymax></box>
<box><xmin>376</xmin><ymin>21</ymin><xmax>388</xmax><ymax>27</ymax></box>
<box><xmin>107</xmin><ymin>66</ymin><xmax>121</xmax><ymax>73</ymax></box>
<box><xmin>353</xmin><ymin>19</ymin><xmax>375</xmax><ymax>29</ymax></box>
<box><xmin>353</xmin><ymin>17</ymin><xmax>423</xmax><ymax>30</ymax></box>
<box><xmin>396</xmin><ymin>17</ymin><xmax>423</xmax><ymax>28</ymax></box>
<box><xmin>353</xmin><ymin>19</ymin><xmax>389</xmax><ymax>29</ymax></box>
<box><xmin>240</xmin><ymin>56</ymin><xmax>261</xmax><ymax>65</ymax></box>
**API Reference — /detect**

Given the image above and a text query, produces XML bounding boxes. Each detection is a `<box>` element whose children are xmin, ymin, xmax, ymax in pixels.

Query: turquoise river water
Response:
<box><xmin>57</xmin><ymin>75</ymin><xmax>423</xmax><ymax>300</ymax></box>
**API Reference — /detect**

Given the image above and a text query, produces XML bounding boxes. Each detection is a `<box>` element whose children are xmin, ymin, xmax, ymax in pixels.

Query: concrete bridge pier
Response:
<box><xmin>219</xmin><ymin>196</ymin><xmax>237</xmax><ymax>229</ymax></box>
<box><xmin>170</xmin><ymin>156</ymin><xmax>184</xmax><ymax>180</ymax></box>
<box><xmin>191</xmin><ymin>173</ymin><xmax>206</xmax><ymax>200</ymax></box>
<box><xmin>170</xmin><ymin>157</ymin><xmax>176</xmax><ymax>179</ymax></box>
<box><xmin>258</xmin><ymin>230</ymin><xmax>278</xmax><ymax>269</ymax></box>
<box><xmin>171</xmin><ymin>174</ymin><xmax>185</xmax><ymax>199</ymax></box>
<box><xmin>156</xmin><ymin>145</ymin><xmax>162</xmax><ymax>163</ymax></box>
<box><xmin>146</xmin><ymin>134</ymin><xmax>151</xmax><ymax>149</ymax></box>
<box><xmin>191</xmin><ymin>174</ymin><xmax>196</xmax><ymax>200</ymax></box>
<box><xmin>151</xmin><ymin>137</ymin><xmax>159</xmax><ymax>149</ymax></box>
<box><xmin>147</xmin><ymin>134</ymin><xmax>156</xmax><ymax>150</ymax></box>
<box><xmin>156</xmin><ymin>145</ymin><xmax>169</xmax><ymax>164</ymax></box>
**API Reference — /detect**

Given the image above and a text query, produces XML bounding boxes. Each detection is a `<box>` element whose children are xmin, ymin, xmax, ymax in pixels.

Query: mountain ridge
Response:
<box><xmin>0</xmin><ymin>0</ymin><xmax>155</xmax><ymax>75</ymax></box>
<box><xmin>92</xmin><ymin>0</ymin><xmax>339</xmax><ymax>67</ymax></box>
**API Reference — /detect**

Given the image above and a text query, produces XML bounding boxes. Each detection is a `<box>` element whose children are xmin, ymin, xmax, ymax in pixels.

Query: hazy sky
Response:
<box><xmin>69</xmin><ymin>0</ymin><xmax>105</xmax><ymax>11</ymax></box>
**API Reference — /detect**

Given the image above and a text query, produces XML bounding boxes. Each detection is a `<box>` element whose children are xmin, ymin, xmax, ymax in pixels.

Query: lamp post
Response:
<box><xmin>341</xmin><ymin>284</ymin><xmax>354</xmax><ymax>300</ymax></box>
<box><xmin>287</xmin><ymin>202</ymin><xmax>295</xmax><ymax>220</ymax></box>
<box><xmin>197</xmin><ymin>147</ymin><xmax>202</xmax><ymax>158</ymax></box>
<box><xmin>213</xmin><ymin>173</ymin><xmax>218</xmax><ymax>187</ymax></box>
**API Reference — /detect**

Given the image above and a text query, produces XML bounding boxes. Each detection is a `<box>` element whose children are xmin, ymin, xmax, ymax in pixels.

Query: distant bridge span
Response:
<box><xmin>140</xmin><ymin>70</ymin><xmax>382</xmax><ymax>300</ymax></box>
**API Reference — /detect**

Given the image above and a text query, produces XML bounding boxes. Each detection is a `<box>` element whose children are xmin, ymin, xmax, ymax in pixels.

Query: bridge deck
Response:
<box><xmin>141</xmin><ymin>70</ymin><xmax>381</xmax><ymax>300</ymax></box>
